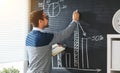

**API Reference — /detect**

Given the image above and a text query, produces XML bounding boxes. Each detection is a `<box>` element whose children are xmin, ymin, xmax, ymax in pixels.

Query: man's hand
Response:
<box><xmin>72</xmin><ymin>10</ymin><xmax>80</xmax><ymax>21</ymax></box>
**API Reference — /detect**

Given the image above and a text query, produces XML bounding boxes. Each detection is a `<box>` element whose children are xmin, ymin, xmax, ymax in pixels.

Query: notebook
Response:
<box><xmin>52</xmin><ymin>44</ymin><xmax>65</xmax><ymax>56</ymax></box>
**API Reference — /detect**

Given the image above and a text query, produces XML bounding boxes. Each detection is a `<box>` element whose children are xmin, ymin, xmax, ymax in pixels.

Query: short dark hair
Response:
<box><xmin>30</xmin><ymin>10</ymin><xmax>44</xmax><ymax>27</ymax></box>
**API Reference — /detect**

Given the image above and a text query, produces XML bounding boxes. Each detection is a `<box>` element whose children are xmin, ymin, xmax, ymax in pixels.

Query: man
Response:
<box><xmin>26</xmin><ymin>10</ymin><xmax>80</xmax><ymax>73</ymax></box>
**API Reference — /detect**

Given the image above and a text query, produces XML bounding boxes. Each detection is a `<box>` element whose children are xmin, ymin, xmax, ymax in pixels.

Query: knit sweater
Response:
<box><xmin>25</xmin><ymin>21</ymin><xmax>77</xmax><ymax>73</ymax></box>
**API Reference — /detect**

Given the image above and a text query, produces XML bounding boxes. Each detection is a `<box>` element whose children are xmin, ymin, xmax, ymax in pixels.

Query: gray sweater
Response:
<box><xmin>26</xmin><ymin>21</ymin><xmax>77</xmax><ymax>73</ymax></box>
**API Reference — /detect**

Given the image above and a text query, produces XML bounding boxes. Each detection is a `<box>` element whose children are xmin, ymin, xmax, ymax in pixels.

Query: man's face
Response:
<box><xmin>43</xmin><ymin>12</ymin><xmax>49</xmax><ymax>28</ymax></box>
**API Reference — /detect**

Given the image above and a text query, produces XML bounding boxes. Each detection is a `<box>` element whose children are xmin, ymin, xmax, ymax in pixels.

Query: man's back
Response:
<box><xmin>26</xmin><ymin>30</ymin><xmax>54</xmax><ymax>73</ymax></box>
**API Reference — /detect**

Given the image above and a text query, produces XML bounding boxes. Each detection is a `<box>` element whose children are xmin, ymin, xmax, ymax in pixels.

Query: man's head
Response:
<box><xmin>30</xmin><ymin>10</ymin><xmax>49</xmax><ymax>29</ymax></box>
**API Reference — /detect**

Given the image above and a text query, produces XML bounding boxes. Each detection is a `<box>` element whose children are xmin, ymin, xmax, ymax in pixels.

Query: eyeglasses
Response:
<box><xmin>44</xmin><ymin>15</ymin><xmax>49</xmax><ymax>20</ymax></box>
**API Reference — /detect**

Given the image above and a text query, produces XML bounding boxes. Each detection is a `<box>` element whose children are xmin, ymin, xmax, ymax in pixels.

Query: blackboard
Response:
<box><xmin>31</xmin><ymin>0</ymin><xmax>120</xmax><ymax>73</ymax></box>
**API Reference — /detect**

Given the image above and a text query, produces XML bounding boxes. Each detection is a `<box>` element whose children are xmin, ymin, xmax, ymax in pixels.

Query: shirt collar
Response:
<box><xmin>32</xmin><ymin>27</ymin><xmax>44</xmax><ymax>32</ymax></box>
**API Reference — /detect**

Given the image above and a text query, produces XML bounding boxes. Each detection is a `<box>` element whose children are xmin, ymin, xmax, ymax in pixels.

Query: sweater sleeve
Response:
<box><xmin>50</xmin><ymin>20</ymin><xmax>78</xmax><ymax>45</ymax></box>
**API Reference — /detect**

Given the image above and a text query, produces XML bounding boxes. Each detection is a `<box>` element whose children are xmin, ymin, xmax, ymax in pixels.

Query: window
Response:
<box><xmin>0</xmin><ymin>0</ymin><xmax>29</xmax><ymax>72</ymax></box>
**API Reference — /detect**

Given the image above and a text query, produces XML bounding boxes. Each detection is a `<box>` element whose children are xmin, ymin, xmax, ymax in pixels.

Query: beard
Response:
<box><xmin>45</xmin><ymin>24</ymin><xmax>49</xmax><ymax>28</ymax></box>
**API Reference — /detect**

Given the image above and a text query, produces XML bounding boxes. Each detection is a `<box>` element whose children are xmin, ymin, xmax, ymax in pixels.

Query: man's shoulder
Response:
<box><xmin>26</xmin><ymin>30</ymin><xmax>54</xmax><ymax>47</ymax></box>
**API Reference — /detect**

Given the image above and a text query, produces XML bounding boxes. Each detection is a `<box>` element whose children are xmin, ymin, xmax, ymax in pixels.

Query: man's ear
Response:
<box><xmin>38</xmin><ymin>19</ymin><xmax>43</xmax><ymax>24</ymax></box>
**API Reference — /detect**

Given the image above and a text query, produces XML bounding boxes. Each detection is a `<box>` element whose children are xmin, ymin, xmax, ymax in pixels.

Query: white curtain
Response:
<box><xmin>0</xmin><ymin>0</ymin><xmax>29</xmax><ymax>63</ymax></box>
